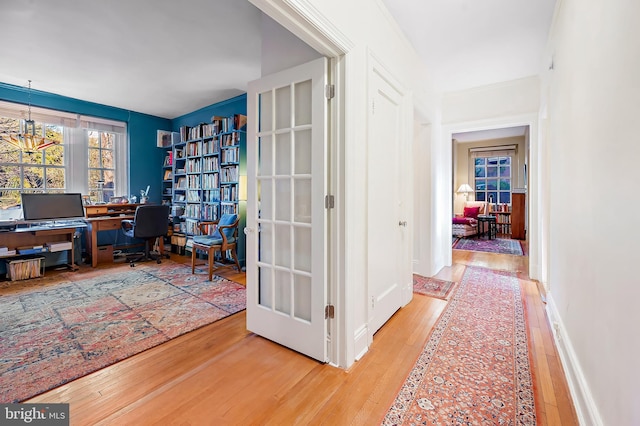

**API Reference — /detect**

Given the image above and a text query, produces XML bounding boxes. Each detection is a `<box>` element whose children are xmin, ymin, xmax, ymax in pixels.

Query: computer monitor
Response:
<box><xmin>21</xmin><ymin>193</ymin><xmax>85</xmax><ymax>221</ymax></box>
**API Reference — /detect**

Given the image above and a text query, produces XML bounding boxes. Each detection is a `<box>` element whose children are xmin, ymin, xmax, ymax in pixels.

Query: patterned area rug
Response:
<box><xmin>0</xmin><ymin>261</ymin><xmax>246</xmax><ymax>403</ymax></box>
<box><xmin>413</xmin><ymin>274</ymin><xmax>456</xmax><ymax>300</ymax></box>
<box><xmin>383</xmin><ymin>266</ymin><xmax>537</xmax><ymax>425</ymax></box>
<box><xmin>453</xmin><ymin>237</ymin><xmax>524</xmax><ymax>256</ymax></box>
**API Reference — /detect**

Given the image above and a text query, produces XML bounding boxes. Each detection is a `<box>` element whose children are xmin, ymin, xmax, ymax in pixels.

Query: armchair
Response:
<box><xmin>452</xmin><ymin>201</ymin><xmax>486</xmax><ymax>238</ymax></box>
<box><xmin>191</xmin><ymin>213</ymin><xmax>241</xmax><ymax>281</ymax></box>
<box><xmin>121</xmin><ymin>204</ymin><xmax>170</xmax><ymax>265</ymax></box>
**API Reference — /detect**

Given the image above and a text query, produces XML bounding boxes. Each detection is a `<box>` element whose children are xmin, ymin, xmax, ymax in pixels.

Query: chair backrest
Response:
<box><xmin>133</xmin><ymin>205</ymin><xmax>170</xmax><ymax>239</ymax></box>
<box><xmin>214</xmin><ymin>213</ymin><xmax>238</xmax><ymax>240</ymax></box>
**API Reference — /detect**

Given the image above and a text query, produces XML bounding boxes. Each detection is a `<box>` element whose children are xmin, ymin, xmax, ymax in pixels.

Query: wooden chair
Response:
<box><xmin>191</xmin><ymin>213</ymin><xmax>241</xmax><ymax>281</ymax></box>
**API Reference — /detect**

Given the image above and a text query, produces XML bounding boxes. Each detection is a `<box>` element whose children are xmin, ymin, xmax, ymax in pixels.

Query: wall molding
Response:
<box><xmin>546</xmin><ymin>293</ymin><xmax>604</xmax><ymax>426</ymax></box>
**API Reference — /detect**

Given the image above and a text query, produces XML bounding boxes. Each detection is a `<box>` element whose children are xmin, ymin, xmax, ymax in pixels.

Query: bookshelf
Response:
<box><xmin>170</xmin><ymin>115</ymin><xmax>246</xmax><ymax>265</ymax></box>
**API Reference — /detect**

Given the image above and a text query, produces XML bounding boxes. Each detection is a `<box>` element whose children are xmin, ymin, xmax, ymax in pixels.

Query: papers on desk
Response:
<box><xmin>0</xmin><ymin>246</ymin><xmax>17</xmax><ymax>257</ymax></box>
<box><xmin>46</xmin><ymin>241</ymin><xmax>73</xmax><ymax>252</ymax></box>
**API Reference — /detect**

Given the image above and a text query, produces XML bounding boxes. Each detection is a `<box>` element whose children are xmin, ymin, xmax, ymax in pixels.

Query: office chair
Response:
<box><xmin>121</xmin><ymin>204</ymin><xmax>170</xmax><ymax>266</ymax></box>
<box><xmin>191</xmin><ymin>213</ymin><xmax>241</xmax><ymax>281</ymax></box>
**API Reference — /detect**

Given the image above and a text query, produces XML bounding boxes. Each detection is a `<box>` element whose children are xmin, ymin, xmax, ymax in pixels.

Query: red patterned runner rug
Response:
<box><xmin>413</xmin><ymin>274</ymin><xmax>456</xmax><ymax>300</ymax></box>
<box><xmin>383</xmin><ymin>266</ymin><xmax>537</xmax><ymax>425</ymax></box>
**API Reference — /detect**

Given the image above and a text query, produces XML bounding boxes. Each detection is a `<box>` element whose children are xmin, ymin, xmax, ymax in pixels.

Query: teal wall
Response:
<box><xmin>0</xmin><ymin>82</ymin><xmax>171</xmax><ymax>204</ymax></box>
<box><xmin>171</xmin><ymin>94</ymin><xmax>247</xmax><ymax>132</ymax></box>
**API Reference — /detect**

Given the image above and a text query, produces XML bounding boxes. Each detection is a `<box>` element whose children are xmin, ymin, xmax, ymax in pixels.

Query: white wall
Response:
<box><xmin>544</xmin><ymin>0</ymin><xmax>640</xmax><ymax>424</ymax></box>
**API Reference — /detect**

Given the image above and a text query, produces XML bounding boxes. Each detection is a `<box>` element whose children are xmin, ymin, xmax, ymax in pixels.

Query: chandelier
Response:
<box><xmin>0</xmin><ymin>80</ymin><xmax>59</xmax><ymax>152</ymax></box>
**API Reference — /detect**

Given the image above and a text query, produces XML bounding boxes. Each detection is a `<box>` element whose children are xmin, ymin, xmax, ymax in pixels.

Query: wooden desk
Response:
<box><xmin>0</xmin><ymin>226</ymin><xmax>79</xmax><ymax>271</ymax></box>
<box><xmin>85</xmin><ymin>216</ymin><xmax>134</xmax><ymax>267</ymax></box>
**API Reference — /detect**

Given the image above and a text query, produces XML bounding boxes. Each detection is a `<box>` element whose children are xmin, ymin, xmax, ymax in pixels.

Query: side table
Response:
<box><xmin>477</xmin><ymin>215</ymin><xmax>496</xmax><ymax>240</ymax></box>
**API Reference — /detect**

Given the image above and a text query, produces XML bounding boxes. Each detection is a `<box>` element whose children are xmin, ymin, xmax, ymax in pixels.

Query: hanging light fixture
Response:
<box><xmin>0</xmin><ymin>80</ymin><xmax>59</xmax><ymax>152</ymax></box>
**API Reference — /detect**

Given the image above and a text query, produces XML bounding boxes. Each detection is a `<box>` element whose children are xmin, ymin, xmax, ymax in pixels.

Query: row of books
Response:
<box><xmin>180</xmin><ymin>114</ymin><xmax>246</xmax><ymax>142</ymax></box>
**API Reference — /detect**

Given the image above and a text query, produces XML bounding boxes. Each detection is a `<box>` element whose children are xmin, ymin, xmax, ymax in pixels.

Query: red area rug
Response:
<box><xmin>453</xmin><ymin>237</ymin><xmax>524</xmax><ymax>256</ymax></box>
<box><xmin>413</xmin><ymin>274</ymin><xmax>456</xmax><ymax>300</ymax></box>
<box><xmin>0</xmin><ymin>261</ymin><xmax>245</xmax><ymax>403</ymax></box>
<box><xmin>383</xmin><ymin>266</ymin><xmax>537</xmax><ymax>425</ymax></box>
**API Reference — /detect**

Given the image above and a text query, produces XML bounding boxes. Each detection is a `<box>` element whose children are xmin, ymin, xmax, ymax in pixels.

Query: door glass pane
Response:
<box><xmin>294</xmin><ymin>178</ymin><xmax>311</xmax><ymax>223</ymax></box>
<box><xmin>259</xmin><ymin>178</ymin><xmax>272</xmax><ymax>220</ymax></box>
<box><xmin>274</xmin><ymin>223</ymin><xmax>291</xmax><ymax>268</ymax></box>
<box><xmin>294</xmin><ymin>226</ymin><xmax>311</xmax><ymax>272</ymax></box>
<box><xmin>487</xmin><ymin>179</ymin><xmax>497</xmax><ymax>190</ymax></box>
<box><xmin>294</xmin><ymin>80</ymin><xmax>312</xmax><ymax>126</ymax></box>
<box><xmin>475</xmin><ymin>166</ymin><xmax>485</xmax><ymax>178</ymax></box>
<box><xmin>499</xmin><ymin>166</ymin><xmax>510</xmax><ymax>177</ymax></box>
<box><xmin>275</xmin><ymin>132</ymin><xmax>291</xmax><ymax>175</ymax></box>
<box><xmin>258</xmin><ymin>266</ymin><xmax>272</xmax><ymax>309</ymax></box>
<box><xmin>499</xmin><ymin>179</ymin><xmax>511</xmax><ymax>190</ymax></box>
<box><xmin>487</xmin><ymin>166</ymin><xmax>498</xmax><ymax>177</ymax></box>
<box><xmin>275</xmin><ymin>85</ymin><xmax>291</xmax><ymax>130</ymax></box>
<box><xmin>259</xmin><ymin>91</ymin><xmax>273</xmax><ymax>132</ymax></box>
<box><xmin>258</xmin><ymin>135</ymin><xmax>273</xmax><ymax>177</ymax></box>
<box><xmin>275</xmin><ymin>270</ymin><xmax>291</xmax><ymax>315</ymax></box>
<box><xmin>499</xmin><ymin>192</ymin><xmax>511</xmax><ymax>204</ymax></box>
<box><xmin>259</xmin><ymin>221</ymin><xmax>273</xmax><ymax>264</ymax></box>
<box><xmin>294</xmin><ymin>129</ymin><xmax>312</xmax><ymax>175</ymax></box>
<box><xmin>275</xmin><ymin>178</ymin><xmax>291</xmax><ymax>221</ymax></box>
<box><xmin>294</xmin><ymin>274</ymin><xmax>311</xmax><ymax>322</ymax></box>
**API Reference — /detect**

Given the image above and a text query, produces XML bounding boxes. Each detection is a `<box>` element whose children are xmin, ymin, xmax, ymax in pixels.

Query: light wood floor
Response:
<box><xmin>26</xmin><ymin>249</ymin><xmax>578</xmax><ymax>425</ymax></box>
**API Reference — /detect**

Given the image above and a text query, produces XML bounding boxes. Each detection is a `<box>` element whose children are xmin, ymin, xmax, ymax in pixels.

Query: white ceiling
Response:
<box><xmin>0</xmin><ymin>0</ymin><xmax>557</xmax><ymax>119</ymax></box>
<box><xmin>0</xmin><ymin>0</ymin><xmax>263</xmax><ymax>119</ymax></box>
<box><xmin>382</xmin><ymin>0</ymin><xmax>557</xmax><ymax>93</ymax></box>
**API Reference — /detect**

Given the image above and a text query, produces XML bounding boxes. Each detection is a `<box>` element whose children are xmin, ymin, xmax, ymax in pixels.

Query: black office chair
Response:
<box><xmin>121</xmin><ymin>204</ymin><xmax>170</xmax><ymax>266</ymax></box>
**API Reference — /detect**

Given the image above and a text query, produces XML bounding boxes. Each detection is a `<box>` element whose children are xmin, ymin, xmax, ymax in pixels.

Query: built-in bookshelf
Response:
<box><xmin>170</xmin><ymin>114</ymin><xmax>246</xmax><ymax>265</ymax></box>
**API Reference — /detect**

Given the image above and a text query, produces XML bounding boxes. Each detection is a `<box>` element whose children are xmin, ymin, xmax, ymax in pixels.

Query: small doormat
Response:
<box><xmin>413</xmin><ymin>274</ymin><xmax>456</xmax><ymax>300</ymax></box>
<box><xmin>453</xmin><ymin>237</ymin><xmax>524</xmax><ymax>256</ymax></box>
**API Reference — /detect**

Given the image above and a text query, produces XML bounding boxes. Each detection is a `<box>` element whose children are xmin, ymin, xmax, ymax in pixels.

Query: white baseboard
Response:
<box><xmin>546</xmin><ymin>293</ymin><xmax>603</xmax><ymax>426</ymax></box>
<box><xmin>353</xmin><ymin>324</ymin><xmax>369</xmax><ymax>361</ymax></box>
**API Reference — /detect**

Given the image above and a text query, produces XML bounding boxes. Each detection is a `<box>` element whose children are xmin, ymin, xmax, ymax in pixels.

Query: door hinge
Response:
<box><xmin>325</xmin><ymin>194</ymin><xmax>335</xmax><ymax>209</ymax></box>
<box><xmin>325</xmin><ymin>304</ymin><xmax>335</xmax><ymax>319</ymax></box>
<box><xmin>325</xmin><ymin>84</ymin><xmax>335</xmax><ymax>99</ymax></box>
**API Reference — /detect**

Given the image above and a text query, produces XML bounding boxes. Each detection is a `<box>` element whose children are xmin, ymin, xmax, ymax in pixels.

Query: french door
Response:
<box><xmin>246</xmin><ymin>57</ymin><xmax>329</xmax><ymax>362</ymax></box>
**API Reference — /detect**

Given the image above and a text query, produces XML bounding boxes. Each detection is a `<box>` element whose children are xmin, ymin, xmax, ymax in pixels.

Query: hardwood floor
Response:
<box><xmin>26</xmin><ymin>250</ymin><xmax>578</xmax><ymax>425</ymax></box>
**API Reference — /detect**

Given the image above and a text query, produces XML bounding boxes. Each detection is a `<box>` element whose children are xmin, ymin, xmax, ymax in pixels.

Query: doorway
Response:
<box><xmin>451</xmin><ymin>126</ymin><xmax>530</xmax><ymax>259</ymax></box>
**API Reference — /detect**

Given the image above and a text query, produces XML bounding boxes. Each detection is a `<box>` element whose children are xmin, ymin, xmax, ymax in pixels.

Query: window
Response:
<box><xmin>88</xmin><ymin>130</ymin><xmax>116</xmax><ymax>202</ymax></box>
<box><xmin>474</xmin><ymin>156</ymin><xmax>512</xmax><ymax>204</ymax></box>
<box><xmin>0</xmin><ymin>101</ymin><xmax>127</xmax><ymax>217</ymax></box>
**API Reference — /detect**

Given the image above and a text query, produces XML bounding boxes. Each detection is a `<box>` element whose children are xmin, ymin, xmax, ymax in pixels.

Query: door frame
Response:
<box><xmin>442</xmin><ymin>113</ymin><xmax>540</xmax><ymax>282</ymax></box>
<box><xmin>249</xmin><ymin>0</ymin><xmax>351</xmax><ymax>367</ymax></box>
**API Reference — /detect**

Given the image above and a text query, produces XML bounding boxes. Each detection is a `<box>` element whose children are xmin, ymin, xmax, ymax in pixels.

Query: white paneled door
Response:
<box><xmin>367</xmin><ymin>66</ymin><xmax>408</xmax><ymax>337</ymax></box>
<box><xmin>246</xmin><ymin>58</ymin><xmax>328</xmax><ymax>362</ymax></box>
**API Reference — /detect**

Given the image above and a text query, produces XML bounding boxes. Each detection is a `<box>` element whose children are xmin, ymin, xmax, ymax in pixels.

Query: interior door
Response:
<box><xmin>368</xmin><ymin>67</ymin><xmax>407</xmax><ymax>336</ymax></box>
<box><xmin>246</xmin><ymin>57</ymin><xmax>328</xmax><ymax>362</ymax></box>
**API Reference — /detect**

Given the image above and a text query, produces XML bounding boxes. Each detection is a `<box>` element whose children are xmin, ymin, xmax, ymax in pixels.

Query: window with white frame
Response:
<box><xmin>0</xmin><ymin>101</ymin><xmax>127</xmax><ymax>217</ymax></box>
<box><xmin>471</xmin><ymin>146</ymin><xmax>516</xmax><ymax>206</ymax></box>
